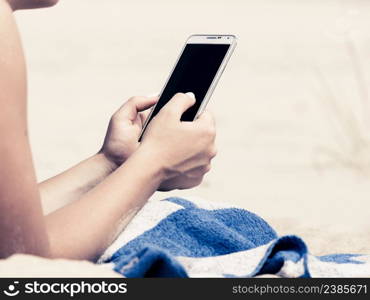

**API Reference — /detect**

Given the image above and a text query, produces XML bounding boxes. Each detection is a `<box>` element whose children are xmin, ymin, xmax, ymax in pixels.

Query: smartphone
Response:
<box><xmin>139</xmin><ymin>34</ymin><xmax>237</xmax><ymax>141</ymax></box>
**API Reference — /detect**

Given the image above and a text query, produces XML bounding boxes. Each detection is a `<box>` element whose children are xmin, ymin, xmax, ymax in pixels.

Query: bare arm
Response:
<box><xmin>39</xmin><ymin>154</ymin><xmax>117</xmax><ymax>213</ymax></box>
<box><xmin>0</xmin><ymin>0</ymin><xmax>49</xmax><ymax>258</ymax></box>
<box><xmin>45</xmin><ymin>149</ymin><xmax>163</xmax><ymax>261</ymax></box>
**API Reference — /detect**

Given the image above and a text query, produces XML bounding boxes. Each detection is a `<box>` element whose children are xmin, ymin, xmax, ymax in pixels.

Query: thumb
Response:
<box><xmin>161</xmin><ymin>92</ymin><xmax>196</xmax><ymax>119</ymax></box>
<box><xmin>115</xmin><ymin>96</ymin><xmax>158</xmax><ymax>122</ymax></box>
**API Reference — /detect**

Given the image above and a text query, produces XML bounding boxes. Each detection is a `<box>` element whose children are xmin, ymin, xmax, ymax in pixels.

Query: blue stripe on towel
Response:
<box><xmin>318</xmin><ymin>254</ymin><xmax>364</xmax><ymax>264</ymax></box>
<box><xmin>101</xmin><ymin>197</ymin><xmax>370</xmax><ymax>278</ymax></box>
<box><xmin>109</xmin><ymin>198</ymin><xmax>277</xmax><ymax>261</ymax></box>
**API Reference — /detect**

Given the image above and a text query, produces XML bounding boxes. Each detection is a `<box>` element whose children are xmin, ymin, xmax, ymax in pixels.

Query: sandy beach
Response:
<box><xmin>14</xmin><ymin>0</ymin><xmax>370</xmax><ymax>256</ymax></box>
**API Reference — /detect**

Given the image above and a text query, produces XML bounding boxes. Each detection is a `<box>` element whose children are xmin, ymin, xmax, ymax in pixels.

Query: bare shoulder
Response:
<box><xmin>0</xmin><ymin>0</ymin><xmax>27</xmax><ymax>107</ymax></box>
<box><xmin>0</xmin><ymin>0</ymin><xmax>27</xmax><ymax>142</ymax></box>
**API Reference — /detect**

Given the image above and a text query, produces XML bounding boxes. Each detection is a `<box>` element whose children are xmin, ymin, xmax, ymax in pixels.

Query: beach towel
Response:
<box><xmin>98</xmin><ymin>197</ymin><xmax>370</xmax><ymax>277</ymax></box>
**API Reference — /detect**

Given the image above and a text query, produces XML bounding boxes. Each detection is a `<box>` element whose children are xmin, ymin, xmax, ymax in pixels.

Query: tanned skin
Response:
<box><xmin>0</xmin><ymin>0</ymin><xmax>217</xmax><ymax>261</ymax></box>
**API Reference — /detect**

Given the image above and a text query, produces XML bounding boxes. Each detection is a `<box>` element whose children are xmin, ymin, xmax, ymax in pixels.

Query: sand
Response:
<box><xmin>8</xmin><ymin>0</ymin><xmax>370</xmax><ymax>266</ymax></box>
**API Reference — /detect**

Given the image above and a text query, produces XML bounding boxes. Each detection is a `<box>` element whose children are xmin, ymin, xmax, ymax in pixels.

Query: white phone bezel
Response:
<box><xmin>139</xmin><ymin>34</ymin><xmax>237</xmax><ymax>140</ymax></box>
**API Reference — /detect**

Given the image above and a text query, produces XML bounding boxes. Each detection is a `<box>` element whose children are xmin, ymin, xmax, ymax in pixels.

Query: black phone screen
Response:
<box><xmin>141</xmin><ymin>43</ymin><xmax>230</xmax><ymax>138</ymax></box>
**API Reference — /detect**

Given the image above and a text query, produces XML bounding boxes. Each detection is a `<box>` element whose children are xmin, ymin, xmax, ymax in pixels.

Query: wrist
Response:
<box><xmin>94</xmin><ymin>152</ymin><xmax>119</xmax><ymax>174</ymax></box>
<box><xmin>130</xmin><ymin>147</ymin><xmax>166</xmax><ymax>185</ymax></box>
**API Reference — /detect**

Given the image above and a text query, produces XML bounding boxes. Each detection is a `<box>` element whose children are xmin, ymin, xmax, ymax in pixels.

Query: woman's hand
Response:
<box><xmin>139</xmin><ymin>93</ymin><xmax>217</xmax><ymax>188</ymax></box>
<box><xmin>100</xmin><ymin>96</ymin><xmax>158</xmax><ymax>168</ymax></box>
<box><xmin>100</xmin><ymin>93</ymin><xmax>216</xmax><ymax>191</ymax></box>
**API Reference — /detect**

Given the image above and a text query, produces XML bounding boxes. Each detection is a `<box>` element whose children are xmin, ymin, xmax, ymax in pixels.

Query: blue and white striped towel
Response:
<box><xmin>99</xmin><ymin>197</ymin><xmax>370</xmax><ymax>277</ymax></box>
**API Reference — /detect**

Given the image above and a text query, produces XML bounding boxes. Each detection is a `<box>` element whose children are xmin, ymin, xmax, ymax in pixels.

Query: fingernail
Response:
<box><xmin>186</xmin><ymin>92</ymin><xmax>196</xmax><ymax>99</ymax></box>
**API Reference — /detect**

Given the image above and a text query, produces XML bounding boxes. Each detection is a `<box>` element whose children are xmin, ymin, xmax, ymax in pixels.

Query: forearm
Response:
<box><xmin>39</xmin><ymin>153</ymin><xmax>117</xmax><ymax>213</ymax></box>
<box><xmin>45</xmin><ymin>149</ymin><xmax>163</xmax><ymax>261</ymax></box>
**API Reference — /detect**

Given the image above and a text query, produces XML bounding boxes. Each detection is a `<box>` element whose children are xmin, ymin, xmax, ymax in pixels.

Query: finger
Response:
<box><xmin>195</xmin><ymin>110</ymin><xmax>215</xmax><ymax>126</ymax></box>
<box><xmin>133</xmin><ymin>96</ymin><xmax>159</xmax><ymax>112</ymax></box>
<box><xmin>139</xmin><ymin>108</ymin><xmax>153</xmax><ymax>125</ymax></box>
<box><xmin>160</xmin><ymin>92</ymin><xmax>196</xmax><ymax>119</ymax></box>
<box><xmin>146</xmin><ymin>92</ymin><xmax>160</xmax><ymax>98</ymax></box>
<box><xmin>115</xmin><ymin>96</ymin><xmax>158</xmax><ymax>121</ymax></box>
<box><xmin>185</xmin><ymin>164</ymin><xmax>212</xmax><ymax>178</ymax></box>
<box><xmin>177</xmin><ymin>176</ymin><xmax>204</xmax><ymax>190</ymax></box>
